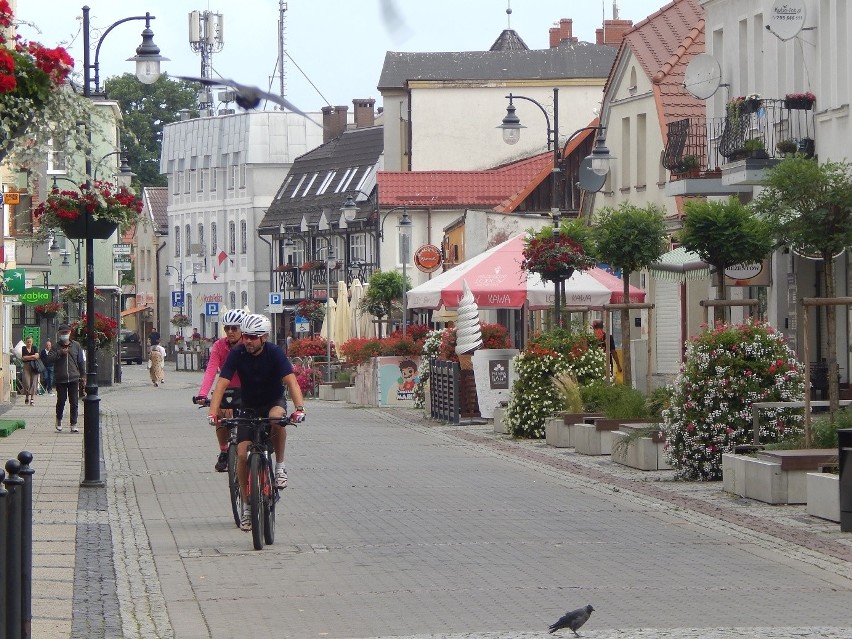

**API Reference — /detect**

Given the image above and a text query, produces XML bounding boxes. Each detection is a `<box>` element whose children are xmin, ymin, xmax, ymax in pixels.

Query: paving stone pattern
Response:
<box><xmin>2</xmin><ymin>364</ymin><xmax>852</xmax><ymax>639</ymax></box>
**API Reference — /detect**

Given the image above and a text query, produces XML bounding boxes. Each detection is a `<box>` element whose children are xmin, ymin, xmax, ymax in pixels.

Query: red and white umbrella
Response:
<box><xmin>407</xmin><ymin>234</ymin><xmax>645</xmax><ymax>310</ymax></box>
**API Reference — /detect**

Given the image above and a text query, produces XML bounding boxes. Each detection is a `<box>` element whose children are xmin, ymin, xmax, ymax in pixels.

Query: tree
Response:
<box><xmin>593</xmin><ymin>203</ymin><xmax>668</xmax><ymax>387</ymax></box>
<box><xmin>679</xmin><ymin>197</ymin><xmax>773</xmax><ymax>323</ymax></box>
<box><xmin>753</xmin><ymin>157</ymin><xmax>852</xmax><ymax>412</ymax></box>
<box><xmin>103</xmin><ymin>73</ymin><xmax>199</xmax><ymax>186</ymax></box>
<box><xmin>360</xmin><ymin>271</ymin><xmax>409</xmax><ymax>338</ymax></box>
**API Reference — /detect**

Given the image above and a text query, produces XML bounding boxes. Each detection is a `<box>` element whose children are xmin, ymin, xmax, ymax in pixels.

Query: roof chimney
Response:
<box><xmin>596</xmin><ymin>19</ymin><xmax>633</xmax><ymax>47</ymax></box>
<box><xmin>353</xmin><ymin>98</ymin><xmax>376</xmax><ymax>129</ymax></box>
<box><xmin>550</xmin><ymin>18</ymin><xmax>577</xmax><ymax>48</ymax></box>
<box><xmin>322</xmin><ymin>105</ymin><xmax>349</xmax><ymax>143</ymax></box>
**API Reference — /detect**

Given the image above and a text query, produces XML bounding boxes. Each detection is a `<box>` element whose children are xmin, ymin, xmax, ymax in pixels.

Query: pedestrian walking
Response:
<box><xmin>149</xmin><ymin>343</ymin><xmax>166</xmax><ymax>386</ymax></box>
<box><xmin>592</xmin><ymin>319</ymin><xmax>622</xmax><ymax>377</ymax></box>
<box><xmin>40</xmin><ymin>339</ymin><xmax>55</xmax><ymax>395</ymax></box>
<box><xmin>45</xmin><ymin>324</ymin><xmax>86</xmax><ymax>432</ymax></box>
<box><xmin>20</xmin><ymin>335</ymin><xmax>42</xmax><ymax>405</ymax></box>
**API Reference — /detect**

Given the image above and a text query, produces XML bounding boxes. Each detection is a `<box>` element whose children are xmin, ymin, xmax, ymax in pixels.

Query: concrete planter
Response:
<box><xmin>611</xmin><ymin>430</ymin><xmax>670</xmax><ymax>471</ymax></box>
<box><xmin>492</xmin><ymin>406</ymin><xmax>509</xmax><ymax>435</ymax></box>
<box><xmin>806</xmin><ymin>473</ymin><xmax>840</xmax><ymax>522</ymax></box>
<box><xmin>319</xmin><ymin>384</ymin><xmax>348</xmax><ymax>401</ymax></box>
<box><xmin>545</xmin><ymin>416</ymin><xmax>573</xmax><ymax>448</ymax></box>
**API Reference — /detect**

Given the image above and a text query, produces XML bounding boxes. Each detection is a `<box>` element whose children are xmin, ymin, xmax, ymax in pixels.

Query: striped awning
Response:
<box><xmin>648</xmin><ymin>247</ymin><xmax>710</xmax><ymax>281</ymax></box>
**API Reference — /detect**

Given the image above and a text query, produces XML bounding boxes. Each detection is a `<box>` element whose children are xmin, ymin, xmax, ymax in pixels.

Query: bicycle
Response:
<box><xmin>194</xmin><ymin>389</ymin><xmax>243</xmax><ymax>528</ymax></box>
<box><xmin>218</xmin><ymin>412</ymin><xmax>293</xmax><ymax>550</ymax></box>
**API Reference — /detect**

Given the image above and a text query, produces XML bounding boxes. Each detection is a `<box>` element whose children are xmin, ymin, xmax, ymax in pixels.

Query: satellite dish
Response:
<box><xmin>769</xmin><ymin>0</ymin><xmax>806</xmax><ymax>41</ymax></box>
<box><xmin>683</xmin><ymin>54</ymin><xmax>722</xmax><ymax>99</ymax></box>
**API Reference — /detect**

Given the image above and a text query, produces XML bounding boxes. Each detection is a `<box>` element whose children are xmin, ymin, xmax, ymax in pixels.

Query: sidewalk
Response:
<box><xmin>1</xmin><ymin>364</ymin><xmax>851</xmax><ymax>638</ymax></box>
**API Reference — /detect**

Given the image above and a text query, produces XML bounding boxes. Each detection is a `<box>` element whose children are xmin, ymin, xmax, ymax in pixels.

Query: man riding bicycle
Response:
<box><xmin>194</xmin><ymin>308</ymin><xmax>247</xmax><ymax>472</ymax></box>
<box><xmin>208</xmin><ymin>313</ymin><xmax>305</xmax><ymax>532</ymax></box>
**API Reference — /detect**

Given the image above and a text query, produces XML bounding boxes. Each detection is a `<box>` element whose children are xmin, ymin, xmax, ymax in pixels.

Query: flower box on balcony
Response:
<box><xmin>783</xmin><ymin>93</ymin><xmax>816</xmax><ymax>111</ymax></box>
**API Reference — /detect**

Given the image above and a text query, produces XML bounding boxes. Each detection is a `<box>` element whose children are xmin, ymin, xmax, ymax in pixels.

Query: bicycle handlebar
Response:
<box><xmin>218</xmin><ymin>415</ymin><xmax>294</xmax><ymax>428</ymax></box>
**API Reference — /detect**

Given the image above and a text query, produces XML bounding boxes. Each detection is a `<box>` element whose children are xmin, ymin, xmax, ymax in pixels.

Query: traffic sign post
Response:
<box><xmin>172</xmin><ymin>291</ymin><xmax>184</xmax><ymax>308</ymax></box>
<box><xmin>269</xmin><ymin>292</ymin><xmax>283</xmax><ymax>313</ymax></box>
<box><xmin>205</xmin><ymin>302</ymin><xmax>220</xmax><ymax>316</ymax></box>
<box><xmin>295</xmin><ymin>317</ymin><xmax>310</xmax><ymax>334</ymax></box>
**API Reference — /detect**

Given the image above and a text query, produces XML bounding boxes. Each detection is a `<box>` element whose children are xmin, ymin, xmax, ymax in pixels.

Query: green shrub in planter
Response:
<box><xmin>764</xmin><ymin>408</ymin><xmax>852</xmax><ymax>450</ymax></box>
<box><xmin>580</xmin><ymin>380</ymin><xmax>650</xmax><ymax>419</ymax></box>
<box><xmin>661</xmin><ymin>320</ymin><xmax>805</xmax><ymax>480</ymax></box>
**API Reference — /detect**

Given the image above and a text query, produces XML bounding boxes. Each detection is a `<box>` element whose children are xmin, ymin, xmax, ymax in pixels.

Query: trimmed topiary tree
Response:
<box><xmin>661</xmin><ymin>320</ymin><xmax>805</xmax><ymax>480</ymax></box>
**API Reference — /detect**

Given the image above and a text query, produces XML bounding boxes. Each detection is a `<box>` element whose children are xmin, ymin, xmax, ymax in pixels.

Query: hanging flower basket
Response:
<box><xmin>784</xmin><ymin>92</ymin><xmax>816</xmax><ymax>111</ymax></box>
<box><xmin>33</xmin><ymin>180</ymin><xmax>142</xmax><ymax>239</ymax></box>
<box><xmin>171</xmin><ymin>313</ymin><xmax>191</xmax><ymax>328</ymax></box>
<box><xmin>34</xmin><ymin>301</ymin><xmax>62</xmax><ymax>318</ymax></box>
<box><xmin>521</xmin><ymin>233</ymin><xmax>595</xmax><ymax>284</ymax></box>
<box><xmin>72</xmin><ymin>312</ymin><xmax>118</xmax><ymax>353</ymax></box>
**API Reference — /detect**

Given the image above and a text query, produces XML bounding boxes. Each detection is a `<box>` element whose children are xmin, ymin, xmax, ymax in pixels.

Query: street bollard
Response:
<box><xmin>3</xmin><ymin>459</ymin><xmax>24</xmax><ymax>639</ymax></box>
<box><xmin>839</xmin><ymin>429</ymin><xmax>852</xmax><ymax>533</ymax></box>
<box><xmin>17</xmin><ymin>451</ymin><xmax>34</xmax><ymax>639</ymax></box>
<box><xmin>1</xmin><ymin>467</ymin><xmax>7</xmax><ymax>639</ymax></box>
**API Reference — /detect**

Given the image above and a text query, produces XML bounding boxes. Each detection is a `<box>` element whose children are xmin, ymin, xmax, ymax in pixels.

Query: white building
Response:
<box><xmin>159</xmin><ymin>110</ymin><xmax>323</xmax><ymax>340</ymax></box>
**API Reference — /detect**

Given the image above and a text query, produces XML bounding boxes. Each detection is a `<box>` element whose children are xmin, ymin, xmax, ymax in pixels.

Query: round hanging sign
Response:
<box><xmin>414</xmin><ymin>244</ymin><xmax>443</xmax><ymax>273</ymax></box>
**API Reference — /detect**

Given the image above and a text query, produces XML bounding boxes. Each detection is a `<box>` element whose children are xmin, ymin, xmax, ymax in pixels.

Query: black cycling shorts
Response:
<box><xmin>236</xmin><ymin>397</ymin><xmax>288</xmax><ymax>443</ymax></box>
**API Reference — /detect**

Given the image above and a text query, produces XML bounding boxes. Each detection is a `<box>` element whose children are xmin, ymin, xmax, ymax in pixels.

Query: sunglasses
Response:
<box><xmin>224</xmin><ymin>325</ymin><xmax>241</xmax><ymax>332</ymax></box>
<box><xmin>243</xmin><ymin>334</ymin><xmax>263</xmax><ymax>341</ymax></box>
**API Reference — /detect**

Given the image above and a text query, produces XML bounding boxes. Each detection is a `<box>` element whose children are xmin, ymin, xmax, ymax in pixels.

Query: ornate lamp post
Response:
<box><xmin>397</xmin><ymin>212</ymin><xmax>412</xmax><ymax>336</ymax></box>
<box><xmin>79</xmin><ymin>6</ymin><xmax>166</xmax><ymax>487</ymax></box>
<box><xmin>315</xmin><ymin>237</ymin><xmax>337</xmax><ymax>382</ymax></box>
<box><xmin>498</xmin><ymin>88</ymin><xmax>613</xmax><ymax>324</ymax></box>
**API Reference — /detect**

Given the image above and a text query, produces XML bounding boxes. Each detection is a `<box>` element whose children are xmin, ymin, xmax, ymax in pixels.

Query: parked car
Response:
<box><xmin>120</xmin><ymin>330</ymin><xmax>145</xmax><ymax>364</ymax></box>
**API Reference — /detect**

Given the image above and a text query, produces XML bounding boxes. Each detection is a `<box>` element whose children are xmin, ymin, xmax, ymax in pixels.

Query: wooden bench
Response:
<box><xmin>757</xmin><ymin>449</ymin><xmax>838</xmax><ymax>471</ymax></box>
<box><xmin>723</xmin><ymin>448</ymin><xmax>839</xmax><ymax>504</ymax></box>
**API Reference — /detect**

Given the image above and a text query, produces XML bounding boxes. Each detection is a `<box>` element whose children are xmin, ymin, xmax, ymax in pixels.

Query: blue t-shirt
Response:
<box><xmin>220</xmin><ymin>342</ymin><xmax>294</xmax><ymax>408</ymax></box>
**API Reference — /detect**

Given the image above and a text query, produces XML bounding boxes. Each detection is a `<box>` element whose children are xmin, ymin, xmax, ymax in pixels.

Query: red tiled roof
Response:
<box><xmin>378</xmin><ymin>152</ymin><xmax>552</xmax><ymax>213</ymax></box>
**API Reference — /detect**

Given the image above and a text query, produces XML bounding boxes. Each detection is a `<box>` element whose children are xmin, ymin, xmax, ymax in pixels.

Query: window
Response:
<box><xmin>240</xmin><ymin>220</ymin><xmax>247</xmax><ymax>254</ymax></box>
<box><xmin>227</xmin><ymin>165</ymin><xmax>235</xmax><ymax>190</ymax></box>
<box><xmin>185</xmin><ymin>224</ymin><xmax>191</xmax><ymax>255</ymax></box>
<box><xmin>197</xmin><ymin>224</ymin><xmax>205</xmax><ymax>252</ymax></box>
<box><xmin>334</xmin><ymin>168</ymin><xmax>352</xmax><ymax>193</ymax></box>
<box><xmin>354</xmin><ymin>166</ymin><xmax>373</xmax><ymax>193</ymax></box>
<box><xmin>350</xmin><ymin>233</ymin><xmax>366</xmax><ymax>262</ymax></box>
<box><xmin>228</xmin><ymin>221</ymin><xmax>236</xmax><ymax>254</ymax></box>
<box><xmin>184</xmin><ymin>170</ymin><xmax>191</xmax><ymax>193</ymax></box>
<box><xmin>172</xmin><ymin>173</ymin><xmax>180</xmax><ymax>195</ymax></box>
<box><xmin>290</xmin><ymin>175</ymin><xmax>306</xmax><ymax>198</ymax></box>
<box><xmin>636</xmin><ymin>113</ymin><xmax>646</xmax><ymax>188</ymax></box>
<box><xmin>239</xmin><ymin>164</ymin><xmax>246</xmax><ymax>189</ymax></box>
<box><xmin>240</xmin><ymin>291</ymin><xmax>248</xmax><ymax>309</ymax></box>
<box><xmin>198</xmin><ymin>169</ymin><xmax>205</xmax><ymax>192</ymax></box>
<box><xmin>301</xmin><ymin>173</ymin><xmax>318</xmax><ymax>197</ymax></box>
<box><xmin>46</xmin><ymin>138</ymin><xmax>66</xmax><ymax>174</ymax></box>
<box><xmin>211</xmin><ymin>167</ymin><xmax>218</xmax><ymax>191</ymax></box>
<box><xmin>210</xmin><ymin>222</ymin><xmax>218</xmax><ymax>254</ymax></box>
<box><xmin>316</xmin><ymin>171</ymin><xmax>336</xmax><ymax>195</ymax></box>
<box><xmin>174</xmin><ymin>226</ymin><xmax>181</xmax><ymax>257</ymax></box>
<box><xmin>229</xmin><ymin>291</ymin><xmax>236</xmax><ymax>309</ymax></box>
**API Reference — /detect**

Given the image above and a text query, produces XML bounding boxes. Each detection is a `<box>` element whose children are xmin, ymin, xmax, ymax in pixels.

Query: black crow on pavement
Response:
<box><xmin>548</xmin><ymin>604</ymin><xmax>594</xmax><ymax>636</ymax></box>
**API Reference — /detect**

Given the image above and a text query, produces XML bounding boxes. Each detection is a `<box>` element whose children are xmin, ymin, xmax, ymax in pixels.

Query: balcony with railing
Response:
<box><xmin>663</xmin><ymin>98</ymin><xmax>816</xmax><ymax>196</ymax></box>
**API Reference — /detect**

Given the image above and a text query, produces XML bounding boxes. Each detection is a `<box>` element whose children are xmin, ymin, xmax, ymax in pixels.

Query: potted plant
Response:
<box><xmin>742</xmin><ymin>137</ymin><xmax>769</xmax><ymax>159</ymax></box>
<box><xmin>775</xmin><ymin>139</ymin><xmax>798</xmax><ymax>156</ymax></box>
<box><xmin>71</xmin><ymin>312</ymin><xmax>118</xmax><ymax>353</ymax></box>
<box><xmin>675</xmin><ymin>154</ymin><xmax>700</xmax><ymax>176</ymax></box>
<box><xmin>521</xmin><ymin>232</ymin><xmax>595</xmax><ymax>284</ymax></box>
<box><xmin>33</xmin><ymin>180</ymin><xmax>143</xmax><ymax>239</ymax></box>
<box><xmin>742</xmin><ymin>93</ymin><xmax>762</xmax><ymax>114</ymax></box>
<box><xmin>0</xmin><ymin>1</ymin><xmax>76</xmax><ymax>166</ymax></box>
<box><xmin>59</xmin><ymin>283</ymin><xmax>104</xmax><ymax>306</ymax></box>
<box><xmin>784</xmin><ymin>91</ymin><xmax>816</xmax><ymax>110</ymax></box>
<box><xmin>34</xmin><ymin>301</ymin><xmax>62</xmax><ymax>318</ymax></box>
<box><xmin>170</xmin><ymin>313</ymin><xmax>191</xmax><ymax>328</ymax></box>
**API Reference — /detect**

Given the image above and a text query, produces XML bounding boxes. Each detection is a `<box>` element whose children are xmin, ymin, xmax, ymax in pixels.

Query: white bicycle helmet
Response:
<box><xmin>241</xmin><ymin>313</ymin><xmax>271</xmax><ymax>336</ymax></box>
<box><xmin>222</xmin><ymin>308</ymin><xmax>246</xmax><ymax>327</ymax></box>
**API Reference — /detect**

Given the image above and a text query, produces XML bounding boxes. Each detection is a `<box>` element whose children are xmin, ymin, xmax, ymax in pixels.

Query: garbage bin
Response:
<box><xmin>839</xmin><ymin>429</ymin><xmax>852</xmax><ymax>532</ymax></box>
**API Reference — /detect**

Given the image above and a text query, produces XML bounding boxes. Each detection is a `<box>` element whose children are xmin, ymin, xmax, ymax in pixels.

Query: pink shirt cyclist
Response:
<box><xmin>195</xmin><ymin>308</ymin><xmax>247</xmax><ymax>473</ymax></box>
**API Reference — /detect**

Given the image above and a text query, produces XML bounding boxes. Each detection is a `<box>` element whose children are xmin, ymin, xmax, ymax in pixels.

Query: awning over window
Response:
<box><xmin>120</xmin><ymin>305</ymin><xmax>151</xmax><ymax>318</ymax></box>
<box><xmin>648</xmin><ymin>247</ymin><xmax>710</xmax><ymax>281</ymax></box>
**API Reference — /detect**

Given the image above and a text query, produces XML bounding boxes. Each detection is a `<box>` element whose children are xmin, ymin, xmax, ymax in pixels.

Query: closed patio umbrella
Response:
<box><xmin>334</xmin><ymin>280</ymin><xmax>351</xmax><ymax>347</ymax></box>
<box><xmin>349</xmin><ymin>279</ymin><xmax>364</xmax><ymax>338</ymax></box>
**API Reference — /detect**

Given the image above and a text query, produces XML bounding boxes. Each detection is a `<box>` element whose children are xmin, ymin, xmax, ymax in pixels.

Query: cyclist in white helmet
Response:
<box><xmin>209</xmin><ymin>313</ymin><xmax>305</xmax><ymax>531</ymax></box>
<box><xmin>194</xmin><ymin>307</ymin><xmax>247</xmax><ymax>472</ymax></box>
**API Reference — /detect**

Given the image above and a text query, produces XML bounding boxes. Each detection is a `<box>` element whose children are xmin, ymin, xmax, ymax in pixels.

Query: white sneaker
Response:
<box><xmin>275</xmin><ymin>467</ymin><xmax>288</xmax><ymax>489</ymax></box>
<box><xmin>240</xmin><ymin>511</ymin><xmax>251</xmax><ymax>531</ymax></box>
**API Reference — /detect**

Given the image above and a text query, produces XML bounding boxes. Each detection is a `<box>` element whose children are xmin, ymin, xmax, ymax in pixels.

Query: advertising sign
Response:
<box><xmin>414</xmin><ymin>244</ymin><xmax>443</xmax><ymax>273</ymax></box>
<box><xmin>724</xmin><ymin>259</ymin><xmax>771</xmax><ymax>287</ymax></box>
<box><xmin>20</xmin><ymin>287</ymin><xmax>52</xmax><ymax>305</ymax></box>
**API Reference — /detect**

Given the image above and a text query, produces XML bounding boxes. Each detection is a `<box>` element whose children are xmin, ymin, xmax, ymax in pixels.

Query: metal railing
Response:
<box><xmin>1</xmin><ymin>451</ymin><xmax>34</xmax><ymax>638</ymax></box>
<box><xmin>663</xmin><ymin>99</ymin><xmax>816</xmax><ymax>177</ymax></box>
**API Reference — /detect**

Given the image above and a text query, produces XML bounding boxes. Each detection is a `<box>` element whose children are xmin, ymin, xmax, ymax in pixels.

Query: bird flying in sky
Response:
<box><xmin>548</xmin><ymin>604</ymin><xmax>595</xmax><ymax>637</ymax></box>
<box><xmin>176</xmin><ymin>75</ymin><xmax>323</xmax><ymax>128</ymax></box>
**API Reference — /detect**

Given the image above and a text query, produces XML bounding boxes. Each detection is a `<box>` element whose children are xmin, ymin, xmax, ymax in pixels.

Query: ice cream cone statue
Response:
<box><xmin>455</xmin><ymin>280</ymin><xmax>483</xmax><ymax>369</ymax></box>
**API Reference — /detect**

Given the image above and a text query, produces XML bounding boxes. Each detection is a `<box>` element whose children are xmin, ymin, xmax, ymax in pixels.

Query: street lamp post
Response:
<box><xmin>315</xmin><ymin>237</ymin><xmax>336</xmax><ymax>382</ymax></box>
<box><xmin>498</xmin><ymin>88</ymin><xmax>613</xmax><ymax>324</ymax></box>
<box><xmin>79</xmin><ymin>5</ymin><xmax>167</xmax><ymax>487</ymax></box>
<box><xmin>397</xmin><ymin>212</ymin><xmax>412</xmax><ymax>336</ymax></box>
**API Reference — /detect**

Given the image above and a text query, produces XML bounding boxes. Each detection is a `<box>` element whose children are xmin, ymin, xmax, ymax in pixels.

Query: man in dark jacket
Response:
<box><xmin>46</xmin><ymin>324</ymin><xmax>86</xmax><ymax>433</ymax></box>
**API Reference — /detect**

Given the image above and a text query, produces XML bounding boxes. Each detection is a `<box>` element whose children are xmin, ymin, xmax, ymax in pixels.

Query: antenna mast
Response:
<box><xmin>188</xmin><ymin>11</ymin><xmax>225</xmax><ymax>111</ymax></box>
<box><xmin>277</xmin><ymin>1</ymin><xmax>288</xmax><ymax>98</ymax></box>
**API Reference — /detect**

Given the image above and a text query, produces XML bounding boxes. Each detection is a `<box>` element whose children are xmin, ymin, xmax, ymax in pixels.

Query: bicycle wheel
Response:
<box><xmin>263</xmin><ymin>456</ymin><xmax>276</xmax><ymax>546</ymax></box>
<box><xmin>248</xmin><ymin>452</ymin><xmax>265</xmax><ymax>550</ymax></box>
<box><xmin>227</xmin><ymin>441</ymin><xmax>241</xmax><ymax>528</ymax></box>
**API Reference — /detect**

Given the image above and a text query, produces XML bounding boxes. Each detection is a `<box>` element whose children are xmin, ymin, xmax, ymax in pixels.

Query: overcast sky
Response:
<box><xmin>18</xmin><ymin>0</ymin><xmax>668</xmax><ymax>113</ymax></box>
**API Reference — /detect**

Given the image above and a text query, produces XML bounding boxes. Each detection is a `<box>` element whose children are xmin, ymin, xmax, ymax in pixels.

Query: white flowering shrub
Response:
<box><xmin>662</xmin><ymin>320</ymin><xmax>805</xmax><ymax>480</ymax></box>
<box><xmin>506</xmin><ymin>327</ymin><xmax>606</xmax><ymax>438</ymax></box>
<box><xmin>413</xmin><ymin>329</ymin><xmax>445</xmax><ymax>409</ymax></box>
